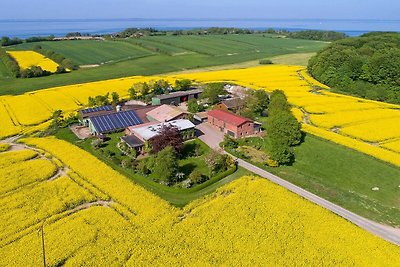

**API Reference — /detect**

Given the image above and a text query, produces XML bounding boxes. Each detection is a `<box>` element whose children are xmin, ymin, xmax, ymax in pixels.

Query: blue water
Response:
<box><xmin>0</xmin><ymin>19</ymin><xmax>399</xmax><ymax>38</ymax></box>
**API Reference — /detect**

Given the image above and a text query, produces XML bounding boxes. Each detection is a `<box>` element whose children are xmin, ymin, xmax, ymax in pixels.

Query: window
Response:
<box><xmin>212</xmin><ymin>118</ymin><xmax>214</xmax><ymax>125</ymax></box>
<box><xmin>223</xmin><ymin>122</ymin><xmax>226</xmax><ymax>128</ymax></box>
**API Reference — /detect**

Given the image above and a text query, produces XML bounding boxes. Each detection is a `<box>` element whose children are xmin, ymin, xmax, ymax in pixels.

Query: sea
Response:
<box><xmin>1</xmin><ymin>18</ymin><xmax>400</xmax><ymax>39</ymax></box>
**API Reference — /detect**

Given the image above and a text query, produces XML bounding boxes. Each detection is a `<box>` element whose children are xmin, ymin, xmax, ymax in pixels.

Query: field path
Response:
<box><xmin>197</xmin><ymin>122</ymin><xmax>400</xmax><ymax>246</ymax></box>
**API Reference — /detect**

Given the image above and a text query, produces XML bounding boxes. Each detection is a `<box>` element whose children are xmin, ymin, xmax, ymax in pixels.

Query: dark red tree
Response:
<box><xmin>150</xmin><ymin>125</ymin><xmax>184</xmax><ymax>154</ymax></box>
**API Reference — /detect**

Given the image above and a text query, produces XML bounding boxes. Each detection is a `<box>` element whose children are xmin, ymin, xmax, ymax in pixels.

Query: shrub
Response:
<box><xmin>189</xmin><ymin>170</ymin><xmax>205</xmax><ymax>184</ymax></box>
<box><xmin>266</xmin><ymin>158</ymin><xmax>279</xmax><ymax>167</ymax></box>
<box><xmin>121</xmin><ymin>159</ymin><xmax>132</xmax><ymax>169</ymax></box>
<box><xmin>91</xmin><ymin>139</ymin><xmax>103</xmax><ymax>149</ymax></box>
<box><xmin>259</xmin><ymin>59</ymin><xmax>273</xmax><ymax>64</ymax></box>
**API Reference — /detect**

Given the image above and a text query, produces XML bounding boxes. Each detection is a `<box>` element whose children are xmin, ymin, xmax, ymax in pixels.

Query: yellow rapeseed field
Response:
<box><xmin>7</xmin><ymin>51</ymin><xmax>59</xmax><ymax>72</ymax></box>
<box><xmin>0</xmin><ymin>65</ymin><xmax>399</xmax><ymax>166</ymax></box>
<box><xmin>0</xmin><ymin>138</ymin><xmax>397</xmax><ymax>266</ymax></box>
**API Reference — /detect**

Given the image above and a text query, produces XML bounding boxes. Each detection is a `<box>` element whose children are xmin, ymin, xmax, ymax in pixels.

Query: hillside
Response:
<box><xmin>0</xmin><ymin>34</ymin><xmax>326</xmax><ymax>95</ymax></box>
<box><xmin>308</xmin><ymin>32</ymin><xmax>400</xmax><ymax>104</ymax></box>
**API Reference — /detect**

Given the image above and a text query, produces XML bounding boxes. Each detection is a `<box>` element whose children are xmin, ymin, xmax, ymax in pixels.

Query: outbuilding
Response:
<box><xmin>151</xmin><ymin>89</ymin><xmax>203</xmax><ymax>105</ymax></box>
<box><xmin>207</xmin><ymin>109</ymin><xmax>261</xmax><ymax>138</ymax></box>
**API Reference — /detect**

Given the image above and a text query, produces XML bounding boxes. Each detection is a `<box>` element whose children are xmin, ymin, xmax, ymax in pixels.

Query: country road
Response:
<box><xmin>196</xmin><ymin>123</ymin><xmax>400</xmax><ymax>246</ymax></box>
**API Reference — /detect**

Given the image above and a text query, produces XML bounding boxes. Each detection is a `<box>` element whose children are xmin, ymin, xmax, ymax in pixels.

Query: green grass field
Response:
<box><xmin>227</xmin><ymin>134</ymin><xmax>400</xmax><ymax>226</ymax></box>
<box><xmin>140</xmin><ymin>34</ymin><xmax>325</xmax><ymax>56</ymax></box>
<box><xmin>123</xmin><ymin>38</ymin><xmax>190</xmax><ymax>55</ymax></box>
<box><xmin>7</xmin><ymin>40</ymin><xmax>153</xmax><ymax>65</ymax></box>
<box><xmin>0</xmin><ymin>34</ymin><xmax>327</xmax><ymax>95</ymax></box>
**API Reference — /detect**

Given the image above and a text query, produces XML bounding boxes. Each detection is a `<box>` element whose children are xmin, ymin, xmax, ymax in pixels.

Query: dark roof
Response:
<box><xmin>221</xmin><ymin>98</ymin><xmax>245</xmax><ymax>109</ymax></box>
<box><xmin>90</xmin><ymin>110</ymin><xmax>143</xmax><ymax>134</ymax></box>
<box><xmin>154</xmin><ymin>89</ymin><xmax>203</xmax><ymax>100</ymax></box>
<box><xmin>121</xmin><ymin>135</ymin><xmax>144</xmax><ymax>148</ymax></box>
<box><xmin>129</xmin><ymin>105</ymin><xmax>160</xmax><ymax>123</ymax></box>
<box><xmin>81</xmin><ymin>105</ymin><xmax>113</xmax><ymax>115</ymax></box>
<box><xmin>208</xmin><ymin>109</ymin><xmax>252</xmax><ymax>127</ymax></box>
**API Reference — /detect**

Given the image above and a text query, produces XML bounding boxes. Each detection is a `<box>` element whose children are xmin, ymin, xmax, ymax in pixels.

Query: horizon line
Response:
<box><xmin>1</xmin><ymin>18</ymin><xmax>400</xmax><ymax>22</ymax></box>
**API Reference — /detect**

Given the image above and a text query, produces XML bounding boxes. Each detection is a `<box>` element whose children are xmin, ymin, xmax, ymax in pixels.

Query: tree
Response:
<box><xmin>111</xmin><ymin>92</ymin><xmax>120</xmax><ymax>107</ymax></box>
<box><xmin>201</xmin><ymin>83</ymin><xmax>226</xmax><ymax>104</ymax></box>
<box><xmin>269</xmin><ymin>140</ymin><xmax>294</xmax><ymax>164</ymax></box>
<box><xmin>151</xmin><ymin>79</ymin><xmax>170</xmax><ymax>95</ymax></box>
<box><xmin>204</xmin><ymin>149</ymin><xmax>229</xmax><ymax>176</ymax></box>
<box><xmin>150</xmin><ymin>146</ymin><xmax>179</xmax><ymax>184</ymax></box>
<box><xmin>241</xmin><ymin>90</ymin><xmax>269</xmax><ymax>118</ymax></box>
<box><xmin>187</xmin><ymin>98</ymin><xmax>202</xmax><ymax>113</ymax></box>
<box><xmin>131</xmin><ymin>82</ymin><xmax>150</xmax><ymax>99</ymax></box>
<box><xmin>264</xmin><ymin>90</ymin><xmax>302</xmax><ymax>165</ymax></box>
<box><xmin>140</xmin><ymin>82</ymin><xmax>150</xmax><ymax>96</ymax></box>
<box><xmin>174</xmin><ymin>79</ymin><xmax>192</xmax><ymax>91</ymax></box>
<box><xmin>129</xmin><ymin>87</ymin><xmax>138</xmax><ymax>100</ymax></box>
<box><xmin>150</xmin><ymin>125</ymin><xmax>184</xmax><ymax>154</ymax></box>
<box><xmin>266</xmin><ymin>111</ymin><xmax>302</xmax><ymax>147</ymax></box>
<box><xmin>268</xmin><ymin>90</ymin><xmax>291</xmax><ymax>116</ymax></box>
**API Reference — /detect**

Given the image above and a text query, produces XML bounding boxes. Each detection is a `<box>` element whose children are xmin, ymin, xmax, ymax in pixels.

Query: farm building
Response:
<box><xmin>216</xmin><ymin>98</ymin><xmax>245</xmax><ymax>113</ymax></box>
<box><xmin>122</xmin><ymin>119</ymin><xmax>196</xmax><ymax>152</ymax></box>
<box><xmin>146</xmin><ymin>104</ymin><xmax>187</xmax><ymax>122</ymax></box>
<box><xmin>207</xmin><ymin>109</ymin><xmax>261</xmax><ymax>138</ymax></box>
<box><xmin>193</xmin><ymin>111</ymin><xmax>208</xmax><ymax>123</ymax></box>
<box><xmin>151</xmin><ymin>89</ymin><xmax>203</xmax><ymax>105</ymax></box>
<box><xmin>79</xmin><ymin>105</ymin><xmax>115</xmax><ymax>126</ymax></box>
<box><xmin>88</xmin><ymin>110</ymin><xmax>143</xmax><ymax>135</ymax></box>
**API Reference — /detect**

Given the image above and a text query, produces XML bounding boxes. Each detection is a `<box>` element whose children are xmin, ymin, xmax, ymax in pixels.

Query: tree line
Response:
<box><xmin>32</xmin><ymin>44</ymin><xmax>79</xmax><ymax>71</ymax></box>
<box><xmin>110</xmin><ymin>27</ymin><xmax>346</xmax><ymax>41</ymax></box>
<box><xmin>0</xmin><ymin>48</ymin><xmax>20</xmax><ymax>77</ymax></box>
<box><xmin>308</xmin><ymin>32</ymin><xmax>400</xmax><ymax>104</ymax></box>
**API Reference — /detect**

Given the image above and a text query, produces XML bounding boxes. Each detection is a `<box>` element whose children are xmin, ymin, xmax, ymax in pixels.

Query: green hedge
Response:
<box><xmin>0</xmin><ymin>48</ymin><xmax>20</xmax><ymax>77</ymax></box>
<box><xmin>33</xmin><ymin>45</ymin><xmax>79</xmax><ymax>71</ymax></box>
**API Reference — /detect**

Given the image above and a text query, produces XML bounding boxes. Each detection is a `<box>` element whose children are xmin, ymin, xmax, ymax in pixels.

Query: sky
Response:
<box><xmin>3</xmin><ymin>0</ymin><xmax>400</xmax><ymax>20</ymax></box>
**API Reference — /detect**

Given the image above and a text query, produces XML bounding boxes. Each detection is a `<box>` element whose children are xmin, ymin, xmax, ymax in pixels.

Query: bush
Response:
<box><xmin>91</xmin><ymin>139</ymin><xmax>103</xmax><ymax>149</ymax></box>
<box><xmin>181</xmin><ymin>178</ymin><xmax>193</xmax><ymax>188</ymax></box>
<box><xmin>259</xmin><ymin>59</ymin><xmax>273</xmax><ymax>65</ymax></box>
<box><xmin>121</xmin><ymin>159</ymin><xmax>133</xmax><ymax>168</ymax></box>
<box><xmin>189</xmin><ymin>170</ymin><xmax>206</xmax><ymax>184</ymax></box>
<box><xmin>136</xmin><ymin>160</ymin><xmax>150</xmax><ymax>175</ymax></box>
<box><xmin>266</xmin><ymin>158</ymin><xmax>279</xmax><ymax>167</ymax></box>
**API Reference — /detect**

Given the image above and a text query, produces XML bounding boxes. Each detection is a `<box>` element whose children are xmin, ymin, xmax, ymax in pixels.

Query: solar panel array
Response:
<box><xmin>81</xmin><ymin>105</ymin><xmax>113</xmax><ymax>115</ymax></box>
<box><xmin>90</xmin><ymin>110</ymin><xmax>143</xmax><ymax>134</ymax></box>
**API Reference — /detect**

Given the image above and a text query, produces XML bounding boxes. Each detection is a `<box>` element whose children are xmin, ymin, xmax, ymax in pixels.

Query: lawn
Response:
<box><xmin>7</xmin><ymin>40</ymin><xmax>153</xmax><ymax>65</ymax></box>
<box><xmin>226</xmin><ymin>133</ymin><xmax>400</xmax><ymax>226</ymax></box>
<box><xmin>55</xmin><ymin>128</ymin><xmax>248</xmax><ymax>206</ymax></box>
<box><xmin>0</xmin><ymin>35</ymin><xmax>327</xmax><ymax>95</ymax></box>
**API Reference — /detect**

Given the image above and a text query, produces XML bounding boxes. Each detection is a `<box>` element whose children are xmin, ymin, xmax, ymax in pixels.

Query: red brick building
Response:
<box><xmin>207</xmin><ymin>109</ymin><xmax>261</xmax><ymax>138</ymax></box>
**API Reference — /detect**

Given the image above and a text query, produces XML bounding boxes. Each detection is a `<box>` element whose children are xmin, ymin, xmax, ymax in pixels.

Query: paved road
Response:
<box><xmin>196</xmin><ymin>123</ymin><xmax>400</xmax><ymax>246</ymax></box>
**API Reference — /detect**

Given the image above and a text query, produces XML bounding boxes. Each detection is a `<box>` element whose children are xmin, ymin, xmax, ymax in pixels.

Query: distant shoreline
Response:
<box><xmin>1</xmin><ymin>18</ymin><xmax>399</xmax><ymax>38</ymax></box>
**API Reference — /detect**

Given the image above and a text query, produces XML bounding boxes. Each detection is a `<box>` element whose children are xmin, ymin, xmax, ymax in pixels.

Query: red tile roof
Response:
<box><xmin>208</xmin><ymin>109</ymin><xmax>252</xmax><ymax>127</ymax></box>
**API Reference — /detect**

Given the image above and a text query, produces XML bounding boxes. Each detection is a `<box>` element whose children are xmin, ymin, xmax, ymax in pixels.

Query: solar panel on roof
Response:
<box><xmin>90</xmin><ymin>110</ymin><xmax>143</xmax><ymax>134</ymax></box>
<box><xmin>81</xmin><ymin>105</ymin><xmax>113</xmax><ymax>115</ymax></box>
